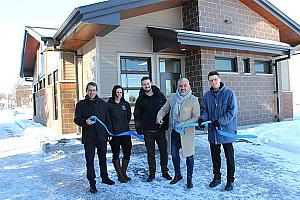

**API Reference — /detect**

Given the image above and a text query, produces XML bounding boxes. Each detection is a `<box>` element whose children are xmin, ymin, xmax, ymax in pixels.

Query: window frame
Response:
<box><xmin>215</xmin><ymin>56</ymin><xmax>237</xmax><ymax>72</ymax></box>
<box><xmin>254</xmin><ymin>60</ymin><xmax>272</xmax><ymax>74</ymax></box>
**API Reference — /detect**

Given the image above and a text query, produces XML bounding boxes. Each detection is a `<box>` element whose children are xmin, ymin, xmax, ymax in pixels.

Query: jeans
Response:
<box><xmin>210</xmin><ymin>143</ymin><xmax>235</xmax><ymax>182</ymax></box>
<box><xmin>171</xmin><ymin>130</ymin><xmax>194</xmax><ymax>179</ymax></box>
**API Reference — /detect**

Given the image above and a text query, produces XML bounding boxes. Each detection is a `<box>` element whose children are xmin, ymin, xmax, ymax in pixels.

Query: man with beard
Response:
<box><xmin>157</xmin><ymin>78</ymin><xmax>200</xmax><ymax>189</ymax></box>
<box><xmin>134</xmin><ymin>77</ymin><xmax>172</xmax><ymax>182</ymax></box>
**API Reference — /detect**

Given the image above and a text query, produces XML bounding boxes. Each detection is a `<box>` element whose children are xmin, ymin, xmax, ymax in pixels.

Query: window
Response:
<box><xmin>53</xmin><ymin>70</ymin><xmax>59</xmax><ymax>120</ymax></box>
<box><xmin>215</xmin><ymin>57</ymin><xmax>237</xmax><ymax>72</ymax></box>
<box><xmin>255</xmin><ymin>60</ymin><xmax>271</xmax><ymax>74</ymax></box>
<box><xmin>48</xmin><ymin>73</ymin><xmax>53</xmax><ymax>85</ymax></box>
<box><xmin>120</xmin><ymin>57</ymin><xmax>150</xmax><ymax>104</ymax></box>
<box><xmin>243</xmin><ymin>58</ymin><xmax>250</xmax><ymax>73</ymax></box>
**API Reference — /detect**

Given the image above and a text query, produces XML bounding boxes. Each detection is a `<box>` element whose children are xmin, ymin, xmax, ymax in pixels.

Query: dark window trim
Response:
<box><xmin>215</xmin><ymin>56</ymin><xmax>237</xmax><ymax>72</ymax></box>
<box><xmin>254</xmin><ymin>60</ymin><xmax>272</xmax><ymax>74</ymax></box>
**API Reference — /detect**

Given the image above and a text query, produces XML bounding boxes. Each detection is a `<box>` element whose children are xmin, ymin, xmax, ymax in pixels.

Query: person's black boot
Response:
<box><xmin>146</xmin><ymin>173</ymin><xmax>155</xmax><ymax>182</ymax></box>
<box><xmin>102</xmin><ymin>177</ymin><xmax>115</xmax><ymax>185</ymax></box>
<box><xmin>209</xmin><ymin>176</ymin><xmax>221</xmax><ymax>188</ymax></box>
<box><xmin>224</xmin><ymin>181</ymin><xmax>234</xmax><ymax>191</ymax></box>
<box><xmin>89</xmin><ymin>185</ymin><xmax>97</xmax><ymax>194</ymax></box>
<box><xmin>162</xmin><ymin>172</ymin><xmax>172</xmax><ymax>180</ymax></box>
<box><xmin>170</xmin><ymin>174</ymin><xmax>183</xmax><ymax>184</ymax></box>
<box><xmin>187</xmin><ymin>178</ymin><xmax>193</xmax><ymax>189</ymax></box>
<box><xmin>89</xmin><ymin>180</ymin><xmax>97</xmax><ymax>194</ymax></box>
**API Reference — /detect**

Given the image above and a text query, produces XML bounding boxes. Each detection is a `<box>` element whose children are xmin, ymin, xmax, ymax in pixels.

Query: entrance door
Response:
<box><xmin>159</xmin><ymin>58</ymin><xmax>181</xmax><ymax>97</ymax></box>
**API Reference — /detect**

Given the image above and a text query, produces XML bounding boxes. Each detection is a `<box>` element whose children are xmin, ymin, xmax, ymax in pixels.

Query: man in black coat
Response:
<box><xmin>134</xmin><ymin>77</ymin><xmax>171</xmax><ymax>182</ymax></box>
<box><xmin>74</xmin><ymin>82</ymin><xmax>115</xmax><ymax>194</ymax></box>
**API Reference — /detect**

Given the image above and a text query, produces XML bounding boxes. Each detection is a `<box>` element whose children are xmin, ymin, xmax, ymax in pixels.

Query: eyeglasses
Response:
<box><xmin>87</xmin><ymin>89</ymin><xmax>97</xmax><ymax>92</ymax></box>
<box><xmin>208</xmin><ymin>78</ymin><xmax>219</xmax><ymax>83</ymax></box>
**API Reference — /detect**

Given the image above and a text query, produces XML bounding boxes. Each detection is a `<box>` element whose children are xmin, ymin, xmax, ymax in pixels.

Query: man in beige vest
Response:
<box><xmin>157</xmin><ymin>78</ymin><xmax>200</xmax><ymax>189</ymax></box>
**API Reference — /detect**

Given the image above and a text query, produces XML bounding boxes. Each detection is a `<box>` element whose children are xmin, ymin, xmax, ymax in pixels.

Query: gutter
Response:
<box><xmin>273</xmin><ymin>50</ymin><xmax>292</xmax><ymax>122</ymax></box>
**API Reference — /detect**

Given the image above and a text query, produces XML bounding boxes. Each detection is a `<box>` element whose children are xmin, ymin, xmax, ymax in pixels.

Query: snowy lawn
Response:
<box><xmin>0</xmin><ymin>107</ymin><xmax>299</xmax><ymax>200</ymax></box>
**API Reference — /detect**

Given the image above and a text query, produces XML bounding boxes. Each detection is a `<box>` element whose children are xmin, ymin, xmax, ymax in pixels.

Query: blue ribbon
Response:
<box><xmin>90</xmin><ymin>116</ymin><xmax>144</xmax><ymax>140</ymax></box>
<box><xmin>175</xmin><ymin>121</ymin><xmax>257</xmax><ymax>139</ymax></box>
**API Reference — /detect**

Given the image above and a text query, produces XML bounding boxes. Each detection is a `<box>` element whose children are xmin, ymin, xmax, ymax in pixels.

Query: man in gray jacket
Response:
<box><xmin>198</xmin><ymin>71</ymin><xmax>237</xmax><ymax>191</ymax></box>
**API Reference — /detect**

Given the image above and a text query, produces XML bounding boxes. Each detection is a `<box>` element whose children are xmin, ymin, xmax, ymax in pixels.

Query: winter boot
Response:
<box><xmin>187</xmin><ymin>178</ymin><xmax>193</xmax><ymax>189</ymax></box>
<box><xmin>121</xmin><ymin>159</ymin><xmax>131</xmax><ymax>181</ymax></box>
<box><xmin>146</xmin><ymin>173</ymin><xmax>155</xmax><ymax>182</ymax></box>
<box><xmin>170</xmin><ymin>174</ymin><xmax>183</xmax><ymax>184</ymax></box>
<box><xmin>89</xmin><ymin>180</ymin><xmax>97</xmax><ymax>194</ymax></box>
<box><xmin>113</xmin><ymin>160</ymin><xmax>127</xmax><ymax>183</ymax></box>
<box><xmin>209</xmin><ymin>175</ymin><xmax>221</xmax><ymax>188</ymax></box>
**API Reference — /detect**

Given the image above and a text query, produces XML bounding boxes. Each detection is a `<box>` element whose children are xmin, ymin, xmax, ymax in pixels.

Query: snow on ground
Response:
<box><xmin>0</xmin><ymin>106</ymin><xmax>299</xmax><ymax>200</ymax></box>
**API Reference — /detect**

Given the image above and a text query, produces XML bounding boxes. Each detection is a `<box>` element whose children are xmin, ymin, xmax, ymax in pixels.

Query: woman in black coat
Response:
<box><xmin>107</xmin><ymin>85</ymin><xmax>132</xmax><ymax>183</ymax></box>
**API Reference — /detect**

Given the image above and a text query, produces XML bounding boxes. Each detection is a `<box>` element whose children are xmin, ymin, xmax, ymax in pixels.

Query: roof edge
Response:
<box><xmin>254</xmin><ymin>0</ymin><xmax>300</xmax><ymax>34</ymax></box>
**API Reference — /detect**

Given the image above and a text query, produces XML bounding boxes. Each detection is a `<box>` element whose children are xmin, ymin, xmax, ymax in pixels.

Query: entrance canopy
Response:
<box><xmin>147</xmin><ymin>26</ymin><xmax>292</xmax><ymax>56</ymax></box>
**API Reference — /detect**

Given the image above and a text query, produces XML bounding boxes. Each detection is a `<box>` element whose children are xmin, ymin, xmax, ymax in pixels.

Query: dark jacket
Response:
<box><xmin>74</xmin><ymin>95</ymin><xmax>112</xmax><ymax>144</ymax></box>
<box><xmin>200</xmin><ymin>82</ymin><xmax>238</xmax><ymax>144</ymax></box>
<box><xmin>107</xmin><ymin>97</ymin><xmax>131</xmax><ymax>134</ymax></box>
<box><xmin>134</xmin><ymin>85</ymin><xmax>168</xmax><ymax>133</ymax></box>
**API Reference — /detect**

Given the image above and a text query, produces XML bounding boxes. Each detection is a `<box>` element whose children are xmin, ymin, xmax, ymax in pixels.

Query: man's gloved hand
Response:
<box><xmin>198</xmin><ymin>118</ymin><xmax>205</xmax><ymax>128</ymax></box>
<box><xmin>212</xmin><ymin>120</ymin><xmax>220</xmax><ymax>128</ymax></box>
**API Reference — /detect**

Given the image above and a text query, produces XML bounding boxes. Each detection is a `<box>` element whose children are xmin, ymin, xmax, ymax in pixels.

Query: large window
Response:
<box><xmin>255</xmin><ymin>60</ymin><xmax>271</xmax><ymax>74</ymax></box>
<box><xmin>120</xmin><ymin>57</ymin><xmax>150</xmax><ymax>104</ymax></box>
<box><xmin>215</xmin><ymin>57</ymin><xmax>237</xmax><ymax>72</ymax></box>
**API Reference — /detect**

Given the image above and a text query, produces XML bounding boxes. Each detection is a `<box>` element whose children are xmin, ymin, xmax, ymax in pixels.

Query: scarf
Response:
<box><xmin>170</xmin><ymin>88</ymin><xmax>192</xmax><ymax>129</ymax></box>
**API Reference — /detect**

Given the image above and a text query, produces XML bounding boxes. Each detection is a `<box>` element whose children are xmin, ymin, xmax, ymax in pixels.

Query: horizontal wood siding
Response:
<box><xmin>97</xmin><ymin>7</ymin><xmax>183</xmax><ymax>97</ymax></box>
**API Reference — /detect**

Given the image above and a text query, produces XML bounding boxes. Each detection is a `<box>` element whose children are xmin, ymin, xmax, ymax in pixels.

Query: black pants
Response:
<box><xmin>84</xmin><ymin>142</ymin><xmax>109</xmax><ymax>183</ymax></box>
<box><xmin>210</xmin><ymin>143</ymin><xmax>235</xmax><ymax>182</ymax></box>
<box><xmin>144</xmin><ymin>130</ymin><xmax>169</xmax><ymax>175</ymax></box>
<box><xmin>109</xmin><ymin>135</ymin><xmax>132</xmax><ymax>161</ymax></box>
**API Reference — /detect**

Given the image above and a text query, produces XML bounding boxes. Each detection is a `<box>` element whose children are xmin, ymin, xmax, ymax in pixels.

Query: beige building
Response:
<box><xmin>20</xmin><ymin>0</ymin><xmax>300</xmax><ymax>134</ymax></box>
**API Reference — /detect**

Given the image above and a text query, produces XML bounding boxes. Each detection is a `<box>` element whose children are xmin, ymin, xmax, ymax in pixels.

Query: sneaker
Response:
<box><xmin>89</xmin><ymin>185</ymin><xmax>97</xmax><ymax>194</ymax></box>
<box><xmin>146</xmin><ymin>174</ymin><xmax>155</xmax><ymax>182</ymax></box>
<box><xmin>162</xmin><ymin>172</ymin><xmax>172</xmax><ymax>180</ymax></box>
<box><xmin>102</xmin><ymin>178</ymin><xmax>115</xmax><ymax>185</ymax></box>
<box><xmin>224</xmin><ymin>182</ymin><xmax>234</xmax><ymax>191</ymax></box>
<box><xmin>170</xmin><ymin>174</ymin><xmax>183</xmax><ymax>184</ymax></box>
<box><xmin>209</xmin><ymin>177</ymin><xmax>221</xmax><ymax>188</ymax></box>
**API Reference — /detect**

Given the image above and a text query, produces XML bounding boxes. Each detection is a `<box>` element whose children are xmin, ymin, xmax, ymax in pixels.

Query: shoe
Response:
<box><xmin>209</xmin><ymin>177</ymin><xmax>221</xmax><ymax>188</ymax></box>
<box><xmin>162</xmin><ymin>172</ymin><xmax>172</xmax><ymax>180</ymax></box>
<box><xmin>187</xmin><ymin>179</ymin><xmax>193</xmax><ymax>189</ymax></box>
<box><xmin>89</xmin><ymin>185</ymin><xmax>97</xmax><ymax>194</ymax></box>
<box><xmin>170</xmin><ymin>174</ymin><xmax>183</xmax><ymax>184</ymax></box>
<box><xmin>224</xmin><ymin>182</ymin><xmax>234</xmax><ymax>191</ymax></box>
<box><xmin>146</xmin><ymin>174</ymin><xmax>155</xmax><ymax>182</ymax></box>
<box><xmin>102</xmin><ymin>178</ymin><xmax>115</xmax><ymax>185</ymax></box>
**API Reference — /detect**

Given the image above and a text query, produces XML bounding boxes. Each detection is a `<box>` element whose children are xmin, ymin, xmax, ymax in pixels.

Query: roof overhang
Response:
<box><xmin>240</xmin><ymin>0</ymin><xmax>300</xmax><ymax>46</ymax></box>
<box><xmin>20</xmin><ymin>30</ymin><xmax>39</xmax><ymax>78</ymax></box>
<box><xmin>20</xmin><ymin>27</ymin><xmax>57</xmax><ymax>78</ymax></box>
<box><xmin>54</xmin><ymin>0</ymin><xmax>187</xmax><ymax>51</ymax></box>
<box><xmin>148</xmin><ymin>26</ymin><xmax>292</xmax><ymax>56</ymax></box>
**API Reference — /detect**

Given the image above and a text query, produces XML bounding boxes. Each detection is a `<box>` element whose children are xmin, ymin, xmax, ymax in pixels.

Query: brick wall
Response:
<box><xmin>58</xmin><ymin>82</ymin><xmax>77</xmax><ymax>134</ymax></box>
<box><xmin>281</xmin><ymin>92</ymin><xmax>293</xmax><ymax>119</ymax></box>
<box><xmin>197</xmin><ymin>0</ymin><xmax>280</xmax><ymax>41</ymax></box>
<box><xmin>199</xmin><ymin>48</ymin><xmax>277</xmax><ymax>125</ymax></box>
<box><xmin>15</xmin><ymin>85</ymin><xmax>32</xmax><ymax>108</ymax></box>
<box><xmin>182</xmin><ymin>0</ymin><xmax>200</xmax><ymax>31</ymax></box>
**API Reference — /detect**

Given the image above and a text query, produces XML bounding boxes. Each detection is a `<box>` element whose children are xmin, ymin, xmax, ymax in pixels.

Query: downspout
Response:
<box><xmin>274</xmin><ymin>50</ymin><xmax>291</xmax><ymax>122</ymax></box>
<box><xmin>74</xmin><ymin>54</ymin><xmax>82</xmax><ymax>102</ymax></box>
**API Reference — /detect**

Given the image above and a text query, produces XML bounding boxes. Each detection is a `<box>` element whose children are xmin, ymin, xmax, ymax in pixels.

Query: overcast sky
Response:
<box><xmin>0</xmin><ymin>0</ymin><xmax>299</xmax><ymax>94</ymax></box>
